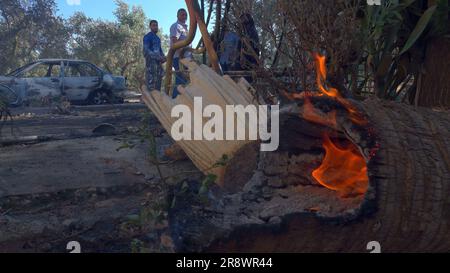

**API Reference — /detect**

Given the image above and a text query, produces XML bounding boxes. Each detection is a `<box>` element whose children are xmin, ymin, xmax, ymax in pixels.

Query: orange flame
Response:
<box><xmin>313</xmin><ymin>53</ymin><xmax>340</xmax><ymax>98</ymax></box>
<box><xmin>312</xmin><ymin>53</ymin><xmax>367</xmax><ymax>126</ymax></box>
<box><xmin>305</xmin><ymin>53</ymin><xmax>369</xmax><ymax>195</ymax></box>
<box><xmin>312</xmin><ymin>134</ymin><xmax>369</xmax><ymax>195</ymax></box>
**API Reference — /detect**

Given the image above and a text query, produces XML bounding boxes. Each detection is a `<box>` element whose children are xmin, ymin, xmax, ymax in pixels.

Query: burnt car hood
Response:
<box><xmin>101</xmin><ymin>74</ymin><xmax>126</xmax><ymax>92</ymax></box>
<box><xmin>112</xmin><ymin>76</ymin><xmax>126</xmax><ymax>91</ymax></box>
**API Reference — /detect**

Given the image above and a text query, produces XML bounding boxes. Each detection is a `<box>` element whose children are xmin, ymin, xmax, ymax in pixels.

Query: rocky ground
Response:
<box><xmin>0</xmin><ymin>103</ymin><xmax>200</xmax><ymax>253</ymax></box>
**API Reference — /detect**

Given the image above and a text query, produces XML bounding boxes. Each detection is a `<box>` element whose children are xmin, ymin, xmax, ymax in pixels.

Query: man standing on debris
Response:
<box><xmin>170</xmin><ymin>8</ymin><xmax>192</xmax><ymax>97</ymax></box>
<box><xmin>219</xmin><ymin>27</ymin><xmax>241</xmax><ymax>72</ymax></box>
<box><xmin>143</xmin><ymin>20</ymin><xmax>166</xmax><ymax>91</ymax></box>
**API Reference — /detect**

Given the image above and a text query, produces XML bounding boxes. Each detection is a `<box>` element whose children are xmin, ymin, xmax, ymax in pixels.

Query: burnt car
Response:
<box><xmin>0</xmin><ymin>59</ymin><xmax>126</xmax><ymax>106</ymax></box>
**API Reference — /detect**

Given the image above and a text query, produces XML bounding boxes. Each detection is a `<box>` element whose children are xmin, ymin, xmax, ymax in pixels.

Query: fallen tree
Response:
<box><xmin>142</xmin><ymin>60</ymin><xmax>263</xmax><ymax>187</ymax></box>
<box><xmin>142</xmin><ymin>60</ymin><xmax>450</xmax><ymax>253</ymax></box>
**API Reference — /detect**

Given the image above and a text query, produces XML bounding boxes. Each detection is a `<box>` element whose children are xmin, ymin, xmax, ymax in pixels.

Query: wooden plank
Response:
<box><xmin>142</xmin><ymin>59</ymin><xmax>259</xmax><ymax>185</ymax></box>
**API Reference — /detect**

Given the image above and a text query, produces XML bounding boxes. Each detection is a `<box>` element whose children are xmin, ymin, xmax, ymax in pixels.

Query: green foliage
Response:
<box><xmin>68</xmin><ymin>0</ymin><xmax>150</xmax><ymax>91</ymax></box>
<box><xmin>198</xmin><ymin>173</ymin><xmax>217</xmax><ymax>195</ymax></box>
<box><xmin>230</xmin><ymin>0</ymin><xmax>448</xmax><ymax>103</ymax></box>
<box><xmin>130</xmin><ymin>238</ymin><xmax>151</xmax><ymax>253</ymax></box>
<box><xmin>399</xmin><ymin>5</ymin><xmax>437</xmax><ymax>55</ymax></box>
<box><xmin>115</xmin><ymin>141</ymin><xmax>136</xmax><ymax>152</ymax></box>
<box><xmin>361</xmin><ymin>0</ymin><xmax>449</xmax><ymax>100</ymax></box>
<box><xmin>138</xmin><ymin>112</ymin><xmax>159</xmax><ymax>164</ymax></box>
<box><xmin>0</xmin><ymin>0</ymin><xmax>70</xmax><ymax>75</ymax></box>
<box><xmin>0</xmin><ymin>0</ymin><xmax>170</xmax><ymax>93</ymax></box>
<box><xmin>213</xmin><ymin>154</ymin><xmax>229</xmax><ymax>167</ymax></box>
<box><xmin>197</xmin><ymin>154</ymin><xmax>228</xmax><ymax>201</ymax></box>
<box><xmin>68</xmin><ymin>0</ymin><xmax>170</xmax><ymax>92</ymax></box>
<box><xmin>125</xmin><ymin>204</ymin><xmax>166</xmax><ymax>228</ymax></box>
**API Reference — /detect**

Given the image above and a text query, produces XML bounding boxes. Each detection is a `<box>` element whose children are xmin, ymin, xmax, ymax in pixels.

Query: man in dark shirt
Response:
<box><xmin>143</xmin><ymin>20</ymin><xmax>166</xmax><ymax>91</ymax></box>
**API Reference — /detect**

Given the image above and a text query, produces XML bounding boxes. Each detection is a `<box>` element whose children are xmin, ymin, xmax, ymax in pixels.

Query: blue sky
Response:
<box><xmin>56</xmin><ymin>0</ymin><xmax>203</xmax><ymax>44</ymax></box>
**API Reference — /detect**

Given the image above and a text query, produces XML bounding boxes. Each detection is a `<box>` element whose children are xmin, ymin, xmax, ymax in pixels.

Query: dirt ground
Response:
<box><xmin>0</xmin><ymin>103</ymin><xmax>200</xmax><ymax>253</ymax></box>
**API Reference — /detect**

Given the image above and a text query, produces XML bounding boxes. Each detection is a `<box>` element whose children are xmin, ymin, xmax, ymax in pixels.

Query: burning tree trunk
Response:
<box><xmin>142</xmin><ymin>59</ymin><xmax>450</xmax><ymax>253</ymax></box>
<box><xmin>167</xmin><ymin>97</ymin><xmax>450</xmax><ymax>253</ymax></box>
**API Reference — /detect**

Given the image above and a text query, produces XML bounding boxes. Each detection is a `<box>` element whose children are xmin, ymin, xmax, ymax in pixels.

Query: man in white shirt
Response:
<box><xmin>169</xmin><ymin>8</ymin><xmax>192</xmax><ymax>97</ymax></box>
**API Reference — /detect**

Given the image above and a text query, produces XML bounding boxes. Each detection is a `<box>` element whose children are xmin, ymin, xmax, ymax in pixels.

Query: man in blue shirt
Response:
<box><xmin>219</xmin><ymin>30</ymin><xmax>241</xmax><ymax>72</ymax></box>
<box><xmin>143</xmin><ymin>20</ymin><xmax>166</xmax><ymax>91</ymax></box>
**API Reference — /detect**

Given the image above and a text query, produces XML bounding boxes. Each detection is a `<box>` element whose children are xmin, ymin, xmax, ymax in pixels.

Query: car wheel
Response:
<box><xmin>0</xmin><ymin>84</ymin><xmax>20</xmax><ymax>106</ymax></box>
<box><xmin>113</xmin><ymin>95</ymin><xmax>124</xmax><ymax>104</ymax></box>
<box><xmin>89</xmin><ymin>91</ymin><xmax>106</xmax><ymax>105</ymax></box>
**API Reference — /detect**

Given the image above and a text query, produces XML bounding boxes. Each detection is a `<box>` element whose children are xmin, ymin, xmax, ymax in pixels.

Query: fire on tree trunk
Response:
<box><xmin>142</xmin><ymin>59</ymin><xmax>450</xmax><ymax>253</ymax></box>
<box><xmin>168</xmin><ymin>96</ymin><xmax>450</xmax><ymax>253</ymax></box>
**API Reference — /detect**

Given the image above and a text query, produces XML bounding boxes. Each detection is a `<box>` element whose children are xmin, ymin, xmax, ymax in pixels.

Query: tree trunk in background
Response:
<box><xmin>416</xmin><ymin>37</ymin><xmax>450</xmax><ymax>108</ymax></box>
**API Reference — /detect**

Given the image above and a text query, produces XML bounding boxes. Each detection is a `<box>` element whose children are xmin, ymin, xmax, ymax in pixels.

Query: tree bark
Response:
<box><xmin>142</xmin><ymin>60</ymin><xmax>450</xmax><ymax>252</ymax></box>
<box><xmin>168</xmin><ymin>96</ymin><xmax>450</xmax><ymax>253</ymax></box>
<box><xmin>416</xmin><ymin>37</ymin><xmax>450</xmax><ymax>108</ymax></box>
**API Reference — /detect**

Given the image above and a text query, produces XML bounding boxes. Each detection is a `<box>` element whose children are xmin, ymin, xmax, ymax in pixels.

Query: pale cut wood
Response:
<box><xmin>142</xmin><ymin>59</ymin><xmax>260</xmax><ymax>185</ymax></box>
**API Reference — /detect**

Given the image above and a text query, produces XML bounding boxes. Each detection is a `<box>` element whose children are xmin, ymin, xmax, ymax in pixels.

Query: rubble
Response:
<box><xmin>0</xmin><ymin>103</ymin><xmax>200</xmax><ymax>252</ymax></box>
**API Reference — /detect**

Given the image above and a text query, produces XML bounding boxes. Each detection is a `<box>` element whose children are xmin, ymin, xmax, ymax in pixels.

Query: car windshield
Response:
<box><xmin>6</xmin><ymin>61</ymin><xmax>106</xmax><ymax>77</ymax></box>
<box><xmin>6</xmin><ymin>63</ymin><xmax>36</xmax><ymax>77</ymax></box>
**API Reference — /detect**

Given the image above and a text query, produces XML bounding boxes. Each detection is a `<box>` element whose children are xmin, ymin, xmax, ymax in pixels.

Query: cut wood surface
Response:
<box><xmin>142</xmin><ymin>59</ymin><xmax>262</xmax><ymax>186</ymax></box>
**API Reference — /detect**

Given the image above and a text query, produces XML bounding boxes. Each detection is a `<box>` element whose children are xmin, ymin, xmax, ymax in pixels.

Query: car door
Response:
<box><xmin>18</xmin><ymin>62</ymin><xmax>63</xmax><ymax>101</ymax></box>
<box><xmin>63</xmin><ymin>61</ymin><xmax>102</xmax><ymax>101</ymax></box>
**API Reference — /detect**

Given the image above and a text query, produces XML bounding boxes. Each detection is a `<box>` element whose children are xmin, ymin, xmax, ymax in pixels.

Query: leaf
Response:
<box><xmin>180</xmin><ymin>181</ymin><xmax>189</xmax><ymax>194</ymax></box>
<box><xmin>213</xmin><ymin>154</ymin><xmax>229</xmax><ymax>167</ymax></box>
<box><xmin>392</xmin><ymin>11</ymin><xmax>404</xmax><ymax>21</ymax></box>
<box><xmin>198</xmin><ymin>174</ymin><xmax>217</xmax><ymax>195</ymax></box>
<box><xmin>125</xmin><ymin>214</ymin><xmax>140</xmax><ymax>225</ymax></box>
<box><xmin>399</xmin><ymin>5</ymin><xmax>438</xmax><ymax>55</ymax></box>
<box><xmin>400</xmin><ymin>0</ymin><xmax>417</xmax><ymax>8</ymax></box>
<box><xmin>429</xmin><ymin>0</ymin><xmax>450</xmax><ymax>36</ymax></box>
<box><xmin>170</xmin><ymin>196</ymin><xmax>177</xmax><ymax>209</ymax></box>
<box><xmin>116</xmin><ymin>142</ymin><xmax>135</xmax><ymax>151</ymax></box>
